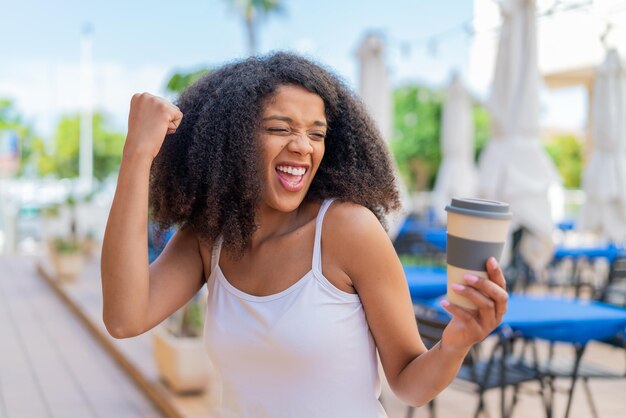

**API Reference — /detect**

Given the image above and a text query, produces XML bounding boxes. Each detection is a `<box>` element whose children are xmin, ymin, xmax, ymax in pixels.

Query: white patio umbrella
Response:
<box><xmin>431</xmin><ymin>73</ymin><xmax>478</xmax><ymax>224</ymax></box>
<box><xmin>478</xmin><ymin>0</ymin><xmax>561</xmax><ymax>271</ymax></box>
<box><xmin>357</xmin><ymin>33</ymin><xmax>392</xmax><ymax>142</ymax></box>
<box><xmin>579</xmin><ymin>49</ymin><xmax>626</xmax><ymax>243</ymax></box>
<box><xmin>356</xmin><ymin>32</ymin><xmax>407</xmax><ymax>238</ymax></box>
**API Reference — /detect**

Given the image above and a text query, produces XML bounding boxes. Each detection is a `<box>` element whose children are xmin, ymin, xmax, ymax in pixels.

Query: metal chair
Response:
<box><xmin>515</xmin><ymin>256</ymin><xmax>626</xmax><ymax>418</ymax></box>
<box><xmin>519</xmin><ymin>336</ymin><xmax>625</xmax><ymax>418</ymax></box>
<box><xmin>598</xmin><ymin>254</ymin><xmax>626</xmax><ymax>308</ymax></box>
<box><xmin>406</xmin><ymin>305</ymin><xmax>543</xmax><ymax>418</ymax></box>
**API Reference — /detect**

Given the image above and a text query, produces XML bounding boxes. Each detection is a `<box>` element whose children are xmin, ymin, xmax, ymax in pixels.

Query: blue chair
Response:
<box><xmin>148</xmin><ymin>225</ymin><xmax>175</xmax><ymax>263</ymax></box>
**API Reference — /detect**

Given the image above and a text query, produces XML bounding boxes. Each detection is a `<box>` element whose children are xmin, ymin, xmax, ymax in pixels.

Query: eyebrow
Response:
<box><xmin>261</xmin><ymin>115</ymin><xmax>327</xmax><ymax>127</ymax></box>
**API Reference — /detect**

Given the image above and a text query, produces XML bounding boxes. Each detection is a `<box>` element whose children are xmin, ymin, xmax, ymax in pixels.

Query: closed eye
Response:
<box><xmin>267</xmin><ymin>127</ymin><xmax>290</xmax><ymax>134</ymax></box>
<box><xmin>310</xmin><ymin>132</ymin><xmax>326</xmax><ymax>140</ymax></box>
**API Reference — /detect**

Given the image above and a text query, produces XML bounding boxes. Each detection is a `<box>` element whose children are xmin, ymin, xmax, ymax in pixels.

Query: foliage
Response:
<box><xmin>473</xmin><ymin>104</ymin><xmax>490</xmax><ymax>161</ymax></box>
<box><xmin>92</xmin><ymin>116</ymin><xmax>126</xmax><ymax>180</ymax></box>
<box><xmin>165</xmin><ymin>68</ymin><xmax>211</xmax><ymax>95</ymax></box>
<box><xmin>40</xmin><ymin>204</ymin><xmax>61</xmax><ymax>218</ymax></box>
<box><xmin>544</xmin><ymin>133</ymin><xmax>583</xmax><ymax>188</ymax></box>
<box><xmin>42</xmin><ymin>115</ymin><xmax>79</xmax><ymax>178</ymax></box>
<box><xmin>398</xmin><ymin>253</ymin><xmax>446</xmax><ymax>268</ymax></box>
<box><xmin>391</xmin><ymin>84</ymin><xmax>491</xmax><ymax>191</ymax></box>
<box><xmin>166</xmin><ymin>292</ymin><xmax>206</xmax><ymax>338</ymax></box>
<box><xmin>50</xmin><ymin>237</ymin><xmax>82</xmax><ymax>254</ymax></box>
<box><xmin>181</xmin><ymin>297</ymin><xmax>204</xmax><ymax>337</ymax></box>
<box><xmin>37</xmin><ymin>113</ymin><xmax>125</xmax><ymax>180</ymax></box>
<box><xmin>391</xmin><ymin>85</ymin><xmax>443</xmax><ymax>191</ymax></box>
<box><xmin>1</xmin><ymin>99</ymin><xmax>125</xmax><ymax>180</ymax></box>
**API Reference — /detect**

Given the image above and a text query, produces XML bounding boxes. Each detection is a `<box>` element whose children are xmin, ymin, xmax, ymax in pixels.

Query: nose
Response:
<box><xmin>286</xmin><ymin>131</ymin><xmax>313</xmax><ymax>155</ymax></box>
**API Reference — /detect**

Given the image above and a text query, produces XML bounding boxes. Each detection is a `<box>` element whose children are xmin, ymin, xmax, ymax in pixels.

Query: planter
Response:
<box><xmin>153</xmin><ymin>326</ymin><xmax>213</xmax><ymax>394</ymax></box>
<box><xmin>49</xmin><ymin>247</ymin><xmax>84</xmax><ymax>283</ymax></box>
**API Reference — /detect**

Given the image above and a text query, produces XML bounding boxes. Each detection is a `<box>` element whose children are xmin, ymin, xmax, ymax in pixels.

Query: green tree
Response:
<box><xmin>390</xmin><ymin>84</ymin><xmax>491</xmax><ymax>191</ymax></box>
<box><xmin>224</xmin><ymin>0</ymin><xmax>284</xmax><ymax>56</ymax></box>
<box><xmin>544</xmin><ymin>133</ymin><xmax>583</xmax><ymax>188</ymax></box>
<box><xmin>39</xmin><ymin>113</ymin><xmax>125</xmax><ymax>180</ymax></box>
<box><xmin>391</xmin><ymin>85</ymin><xmax>443</xmax><ymax>191</ymax></box>
<box><xmin>93</xmin><ymin>115</ymin><xmax>126</xmax><ymax>180</ymax></box>
<box><xmin>472</xmin><ymin>104</ymin><xmax>490</xmax><ymax>161</ymax></box>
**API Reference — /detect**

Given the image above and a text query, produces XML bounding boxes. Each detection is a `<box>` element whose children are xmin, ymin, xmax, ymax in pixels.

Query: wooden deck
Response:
<box><xmin>0</xmin><ymin>256</ymin><xmax>162</xmax><ymax>418</ymax></box>
<box><xmin>35</xmin><ymin>256</ymin><xmax>218</xmax><ymax>418</ymax></box>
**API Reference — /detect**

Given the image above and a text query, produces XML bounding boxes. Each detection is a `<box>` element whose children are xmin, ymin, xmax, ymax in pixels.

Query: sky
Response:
<box><xmin>1</xmin><ymin>0</ymin><xmax>585</xmax><ymax>137</ymax></box>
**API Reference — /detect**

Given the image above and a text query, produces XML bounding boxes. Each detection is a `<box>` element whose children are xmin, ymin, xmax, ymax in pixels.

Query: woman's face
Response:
<box><xmin>258</xmin><ymin>84</ymin><xmax>327</xmax><ymax>213</ymax></box>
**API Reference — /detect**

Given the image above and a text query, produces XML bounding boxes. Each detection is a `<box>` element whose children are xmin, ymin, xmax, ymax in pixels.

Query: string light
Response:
<box><xmin>388</xmin><ymin>0</ymin><xmax>605</xmax><ymax>60</ymax></box>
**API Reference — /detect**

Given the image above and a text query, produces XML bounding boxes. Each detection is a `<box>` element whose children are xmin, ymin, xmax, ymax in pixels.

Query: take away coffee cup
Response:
<box><xmin>445</xmin><ymin>198</ymin><xmax>512</xmax><ymax>310</ymax></box>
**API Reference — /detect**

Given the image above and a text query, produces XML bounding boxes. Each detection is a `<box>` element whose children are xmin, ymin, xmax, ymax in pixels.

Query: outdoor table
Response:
<box><xmin>501</xmin><ymin>295</ymin><xmax>626</xmax><ymax>344</ymax></box>
<box><xmin>404</xmin><ymin>266</ymin><xmax>447</xmax><ymax>301</ymax></box>
<box><xmin>421</xmin><ymin>294</ymin><xmax>626</xmax><ymax>344</ymax></box>
<box><xmin>551</xmin><ymin>243</ymin><xmax>626</xmax><ymax>297</ymax></box>
<box><xmin>553</xmin><ymin>243</ymin><xmax>624</xmax><ymax>264</ymax></box>
<box><xmin>421</xmin><ymin>294</ymin><xmax>626</xmax><ymax>418</ymax></box>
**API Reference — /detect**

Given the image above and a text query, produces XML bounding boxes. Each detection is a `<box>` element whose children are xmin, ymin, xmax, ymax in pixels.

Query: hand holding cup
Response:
<box><xmin>438</xmin><ymin>197</ymin><xmax>512</xmax><ymax>352</ymax></box>
<box><xmin>445</xmin><ymin>198</ymin><xmax>512</xmax><ymax>310</ymax></box>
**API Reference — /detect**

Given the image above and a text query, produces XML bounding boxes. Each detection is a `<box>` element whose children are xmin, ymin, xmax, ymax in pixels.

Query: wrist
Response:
<box><xmin>438</xmin><ymin>339</ymin><xmax>472</xmax><ymax>359</ymax></box>
<box><xmin>121</xmin><ymin>147</ymin><xmax>155</xmax><ymax>167</ymax></box>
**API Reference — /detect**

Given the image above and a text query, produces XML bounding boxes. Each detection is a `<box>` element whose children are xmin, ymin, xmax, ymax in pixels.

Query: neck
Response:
<box><xmin>249</xmin><ymin>203</ymin><xmax>304</xmax><ymax>250</ymax></box>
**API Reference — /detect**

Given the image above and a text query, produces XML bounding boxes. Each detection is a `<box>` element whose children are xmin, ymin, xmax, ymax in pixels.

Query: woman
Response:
<box><xmin>101</xmin><ymin>52</ymin><xmax>508</xmax><ymax>417</ymax></box>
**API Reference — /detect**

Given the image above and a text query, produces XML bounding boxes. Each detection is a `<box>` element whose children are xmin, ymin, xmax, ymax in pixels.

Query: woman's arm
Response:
<box><xmin>101</xmin><ymin>93</ymin><xmax>205</xmax><ymax>339</ymax></box>
<box><xmin>325</xmin><ymin>203</ymin><xmax>508</xmax><ymax>407</ymax></box>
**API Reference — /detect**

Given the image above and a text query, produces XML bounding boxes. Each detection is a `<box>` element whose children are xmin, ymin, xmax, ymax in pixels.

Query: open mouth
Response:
<box><xmin>275</xmin><ymin>165</ymin><xmax>308</xmax><ymax>192</ymax></box>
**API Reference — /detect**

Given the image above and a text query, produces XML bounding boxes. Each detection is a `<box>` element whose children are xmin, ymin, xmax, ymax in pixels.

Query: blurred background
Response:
<box><xmin>1</xmin><ymin>0</ymin><xmax>609</xmax><ymax>255</ymax></box>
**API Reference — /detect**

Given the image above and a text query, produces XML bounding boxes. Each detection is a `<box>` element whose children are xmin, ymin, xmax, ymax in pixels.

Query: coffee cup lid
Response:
<box><xmin>445</xmin><ymin>197</ymin><xmax>512</xmax><ymax>220</ymax></box>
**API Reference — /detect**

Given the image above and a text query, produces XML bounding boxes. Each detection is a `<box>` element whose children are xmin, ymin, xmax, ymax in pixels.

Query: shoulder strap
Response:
<box><xmin>312</xmin><ymin>199</ymin><xmax>336</xmax><ymax>272</ymax></box>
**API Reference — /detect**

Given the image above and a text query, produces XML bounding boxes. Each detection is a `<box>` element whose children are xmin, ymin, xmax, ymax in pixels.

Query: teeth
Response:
<box><xmin>277</xmin><ymin>165</ymin><xmax>306</xmax><ymax>176</ymax></box>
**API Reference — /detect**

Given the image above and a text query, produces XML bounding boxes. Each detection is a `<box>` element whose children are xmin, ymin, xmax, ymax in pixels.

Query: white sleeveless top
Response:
<box><xmin>203</xmin><ymin>199</ymin><xmax>387</xmax><ymax>418</ymax></box>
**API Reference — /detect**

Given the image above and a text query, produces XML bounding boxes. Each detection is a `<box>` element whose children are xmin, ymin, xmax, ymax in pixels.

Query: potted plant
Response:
<box><xmin>153</xmin><ymin>291</ymin><xmax>214</xmax><ymax>394</ymax></box>
<box><xmin>48</xmin><ymin>236</ymin><xmax>84</xmax><ymax>282</ymax></box>
<box><xmin>40</xmin><ymin>203</ymin><xmax>61</xmax><ymax>241</ymax></box>
<box><xmin>81</xmin><ymin>229</ymin><xmax>99</xmax><ymax>258</ymax></box>
<box><xmin>45</xmin><ymin>192</ymin><xmax>87</xmax><ymax>281</ymax></box>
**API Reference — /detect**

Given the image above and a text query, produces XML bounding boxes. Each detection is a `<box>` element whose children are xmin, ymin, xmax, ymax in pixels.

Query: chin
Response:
<box><xmin>264</xmin><ymin>188</ymin><xmax>310</xmax><ymax>213</ymax></box>
<box><xmin>273</xmin><ymin>195</ymin><xmax>306</xmax><ymax>213</ymax></box>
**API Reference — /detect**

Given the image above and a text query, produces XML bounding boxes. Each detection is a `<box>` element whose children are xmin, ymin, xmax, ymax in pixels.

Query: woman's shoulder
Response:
<box><xmin>322</xmin><ymin>200</ymin><xmax>394</xmax><ymax>279</ymax></box>
<box><xmin>324</xmin><ymin>200</ymin><xmax>384</xmax><ymax>240</ymax></box>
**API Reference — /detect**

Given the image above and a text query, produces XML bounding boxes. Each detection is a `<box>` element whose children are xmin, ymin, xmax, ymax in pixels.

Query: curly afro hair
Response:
<box><xmin>149</xmin><ymin>51</ymin><xmax>401</xmax><ymax>256</ymax></box>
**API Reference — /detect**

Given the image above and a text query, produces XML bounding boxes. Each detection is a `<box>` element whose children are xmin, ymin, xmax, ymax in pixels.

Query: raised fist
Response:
<box><xmin>124</xmin><ymin>93</ymin><xmax>183</xmax><ymax>159</ymax></box>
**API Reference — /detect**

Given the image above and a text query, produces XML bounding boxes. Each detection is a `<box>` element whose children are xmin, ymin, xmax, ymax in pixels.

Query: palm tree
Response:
<box><xmin>223</xmin><ymin>0</ymin><xmax>283</xmax><ymax>56</ymax></box>
<box><xmin>165</xmin><ymin>68</ymin><xmax>211</xmax><ymax>96</ymax></box>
